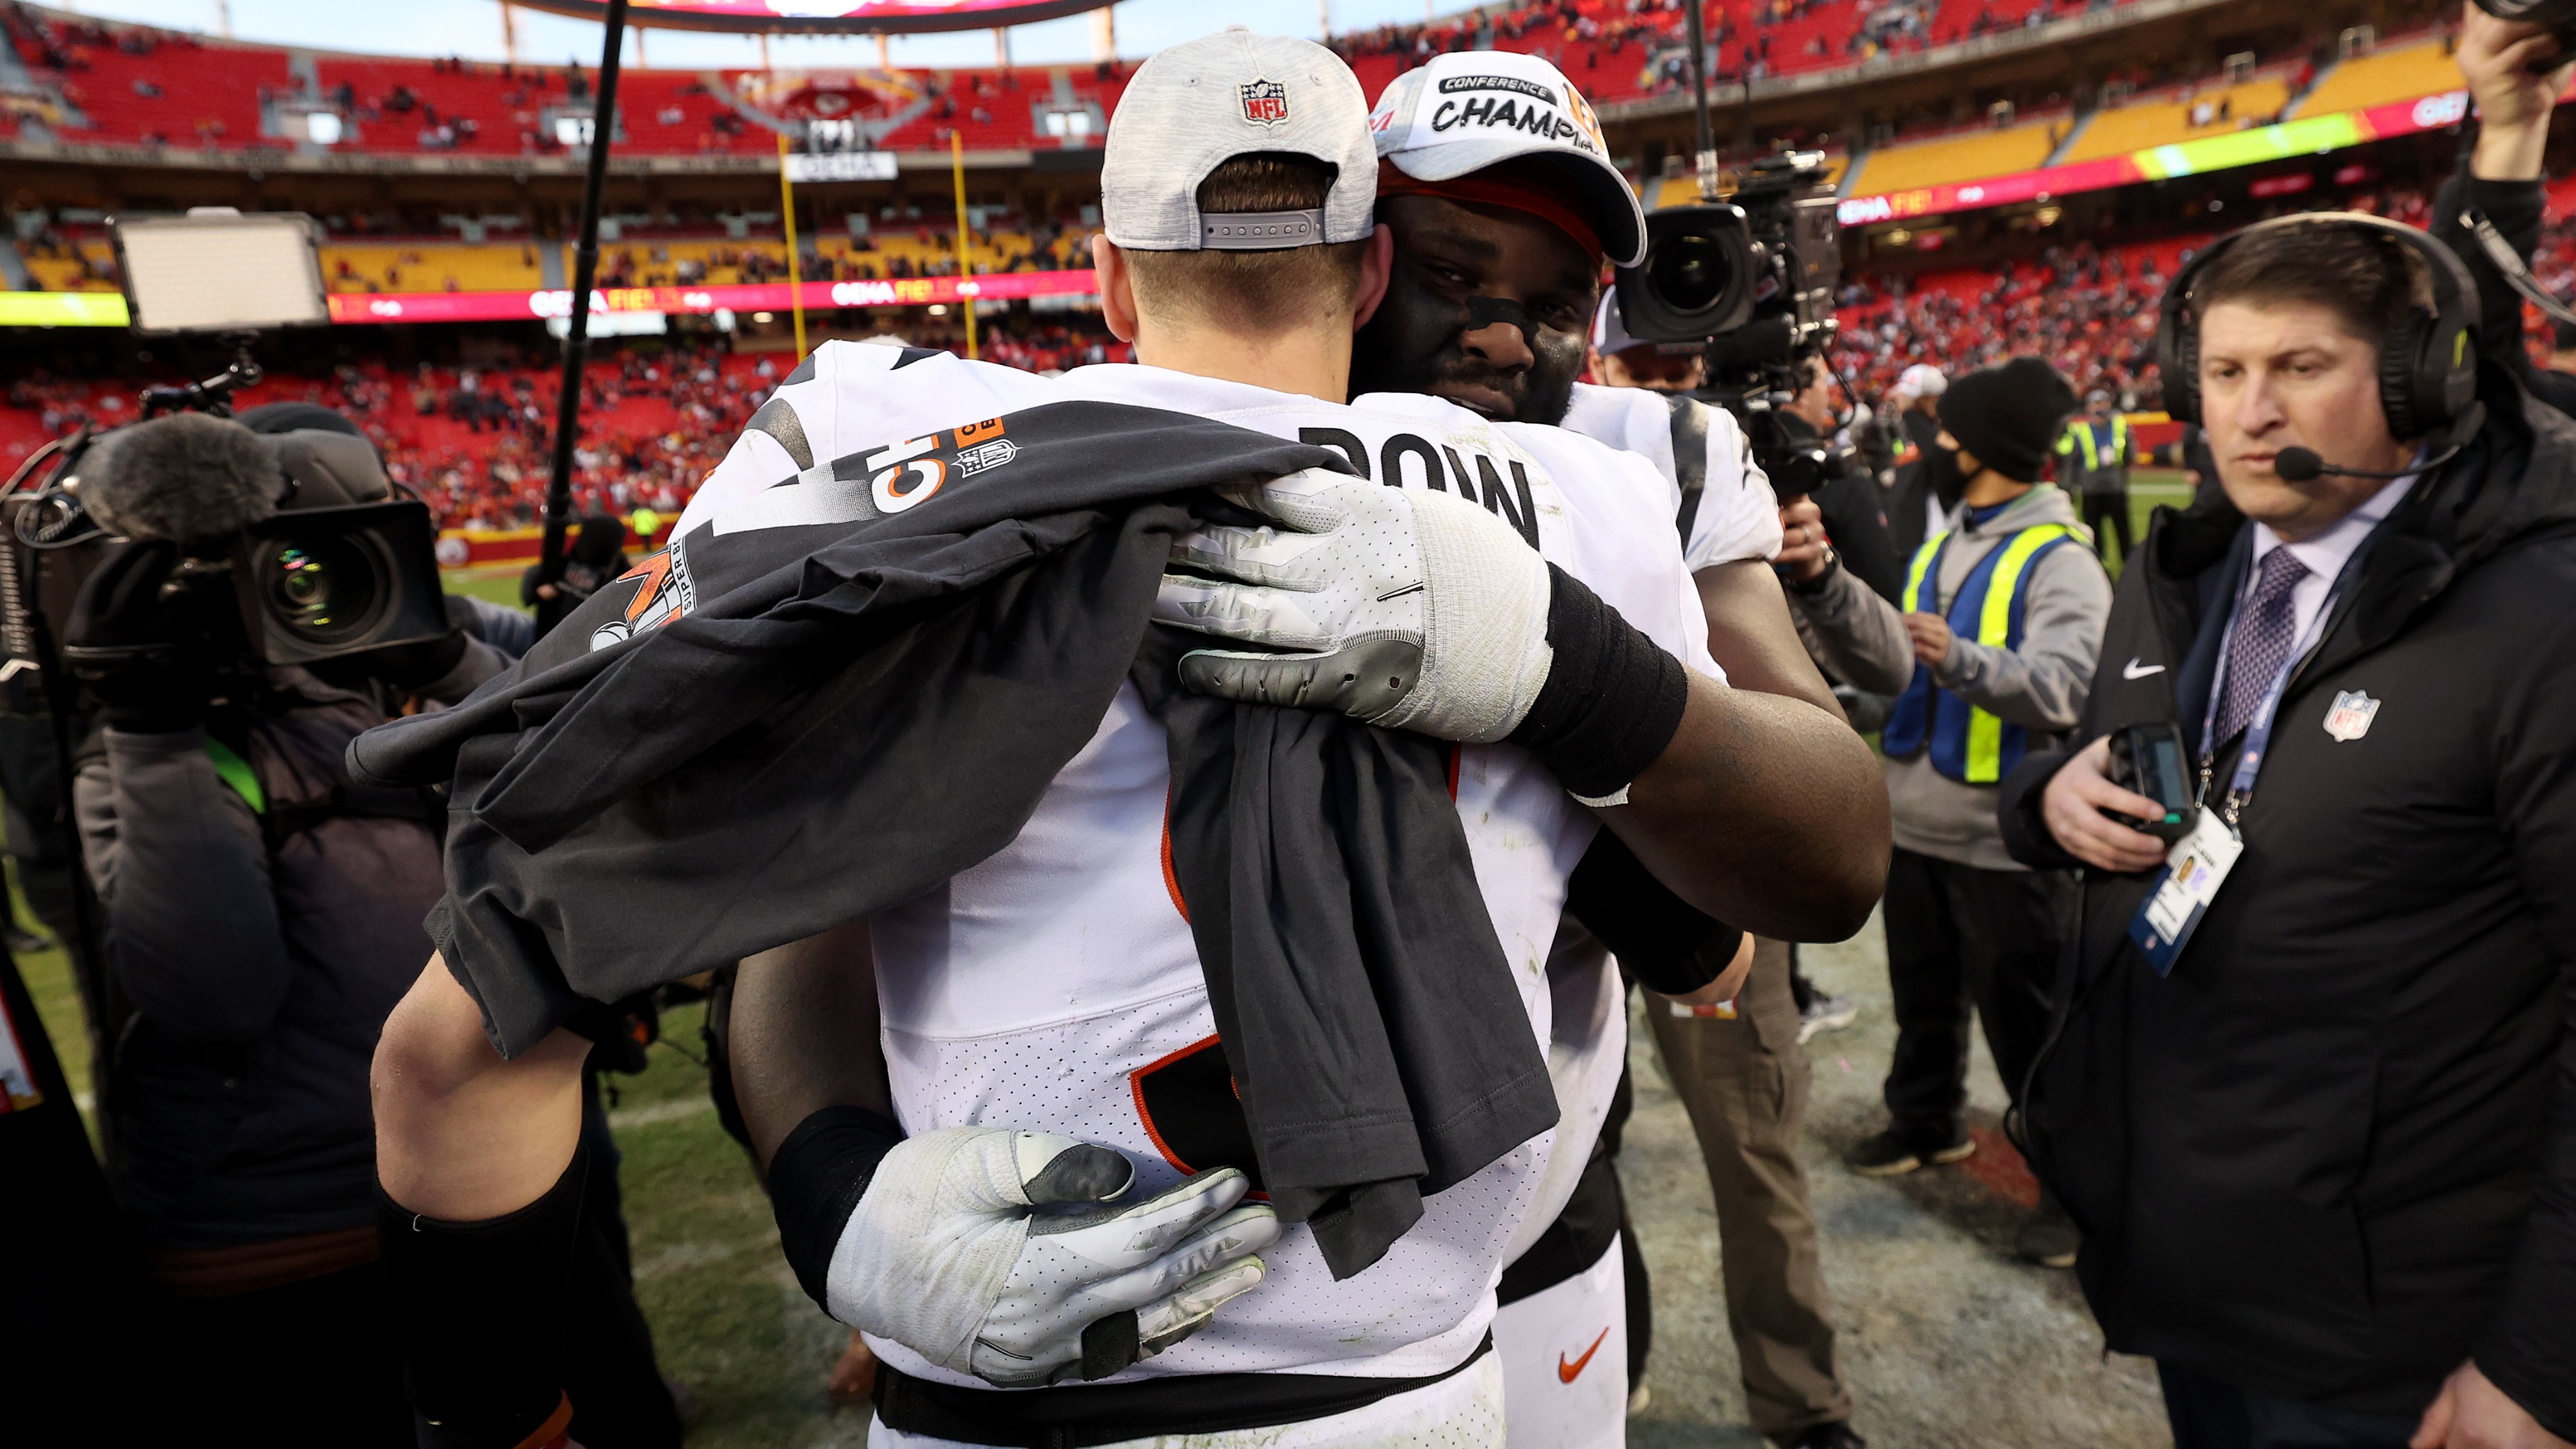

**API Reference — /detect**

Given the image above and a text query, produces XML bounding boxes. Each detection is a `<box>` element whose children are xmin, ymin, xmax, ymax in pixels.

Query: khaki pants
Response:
<box><xmin>1645</xmin><ymin>938</ymin><xmax>1851</xmax><ymax>1439</ymax></box>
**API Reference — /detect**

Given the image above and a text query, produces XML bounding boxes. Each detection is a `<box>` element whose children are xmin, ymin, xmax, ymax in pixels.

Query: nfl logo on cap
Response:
<box><xmin>1240</xmin><ymin>79</ymin><xmax>1289</xmax><ymax>127</ymax></box>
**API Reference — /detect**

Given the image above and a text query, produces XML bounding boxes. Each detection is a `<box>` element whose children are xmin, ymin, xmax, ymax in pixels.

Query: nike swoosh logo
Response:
<box><xmin>1559</xmin><ymin>1327</ymin><xmax>1611</xmax><ymax>1383</ymax></box>
<box><xmin>2123</xmin><ymin>657</ymin><xmax>2165</xmax><ymax>679</ymax></box>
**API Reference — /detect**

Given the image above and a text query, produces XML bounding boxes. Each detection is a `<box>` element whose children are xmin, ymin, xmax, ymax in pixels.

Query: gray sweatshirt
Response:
<box><xmin>1784</xmin><ymin>557</ymin><xmax>1916</xmax><ymax>696</ymax></box>
<box><xmin>1882</xmin><ymin>485</ymin><xmax>2112</xmax><ymax>871</ymax></box>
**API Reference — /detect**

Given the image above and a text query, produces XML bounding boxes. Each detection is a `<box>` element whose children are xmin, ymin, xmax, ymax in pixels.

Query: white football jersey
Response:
<box><xmin>1558</xmin><ymin>380</ymin><xmax>1783</xmax><ymax>572</ymax></box>
<box><xmin>680</xmin><ymin>343</ymin><xmax>1718</xmax><ymax>1386</ymax></box>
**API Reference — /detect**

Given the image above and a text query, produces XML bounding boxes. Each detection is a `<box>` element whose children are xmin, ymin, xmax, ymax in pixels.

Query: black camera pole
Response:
<box><xmin>1683</xmin><ymin>0</ymin><xmax>1718</xmax><ymax>197</ymax></box>
<box><xmin>537</xmin><ymin>0</ymin><xmax>632</xmax><ymax>589</ymax></box>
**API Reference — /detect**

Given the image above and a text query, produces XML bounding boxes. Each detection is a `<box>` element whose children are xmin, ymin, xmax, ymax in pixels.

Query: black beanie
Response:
<box><xmin>1938</xmin><ymin>357</ymin><xmax>2077</xmax><ymax>484</ymax></box>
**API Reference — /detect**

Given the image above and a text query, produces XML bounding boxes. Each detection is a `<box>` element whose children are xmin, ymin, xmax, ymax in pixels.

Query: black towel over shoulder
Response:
<box><xmin>352</xmin><ymin>399</ymin><xmax>1557</xmax><ymax>1279</ymax></box>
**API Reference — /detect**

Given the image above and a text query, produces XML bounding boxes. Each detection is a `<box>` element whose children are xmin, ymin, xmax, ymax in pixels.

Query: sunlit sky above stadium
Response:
<box><xmin>47</xmin><ymin>0</ymin><xmax>1442</xmax><ymax>70</ymax></box>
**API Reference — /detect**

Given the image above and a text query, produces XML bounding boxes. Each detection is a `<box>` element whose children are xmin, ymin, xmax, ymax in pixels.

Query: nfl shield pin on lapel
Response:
<box><xmin>2323</xmin><ymin>689</ymin><xmax>2380</xmax><ymax>741</ymax></box>
<box><xmin>1239</xmin><ymin>79</ymin><xmax>1289</xmax><ymax>127</ymax></box>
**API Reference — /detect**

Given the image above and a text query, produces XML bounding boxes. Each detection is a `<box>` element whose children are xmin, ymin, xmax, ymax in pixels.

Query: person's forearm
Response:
<box><xmin>1694</xmin><ymin>558</ymin><xmax>1842</xmax><ymax>716</ymax></box>
<box><xmin>372</xmin><ymin>957</ymin><xmax>592</xmax><ymax>1219</ymax></box>
<box><xmin>2475</xmin><ymin>113</ymin><xmax>2551</xmax><ymax>181</ymax></box>
<box><xmin>730</xmin><ymin>918</ymin><xmax>890</xmax><ymax>1170</ymax></box>
<box><xmin>1787</xmin><ymin>564</ymin><xmax>1916</xmax><ymax>695</ymax></box>
<box><xmin>1602</xmin><ymin>674</ymin><xmax>1889</xmax><ymax>942</ymax></box>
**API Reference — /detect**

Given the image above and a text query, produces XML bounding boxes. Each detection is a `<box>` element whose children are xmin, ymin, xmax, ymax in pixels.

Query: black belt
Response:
<box><xmin>870</xmin><ymin>1334</ymin><xmax>1494</xmax><ymax>1448</ymax></box>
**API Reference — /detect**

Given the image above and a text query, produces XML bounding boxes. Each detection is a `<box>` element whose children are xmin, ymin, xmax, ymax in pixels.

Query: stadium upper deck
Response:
<box><xmin>0</xmin><ymin>0</ymin><xmax>2163</xmax><ymax>162</ymax></box>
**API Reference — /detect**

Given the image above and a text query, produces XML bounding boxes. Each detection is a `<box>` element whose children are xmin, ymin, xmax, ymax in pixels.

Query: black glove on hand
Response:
<box><xmin>62</xmin><ymin>540</ymin><xmax>225</xmax><ymax>733</ymax></box>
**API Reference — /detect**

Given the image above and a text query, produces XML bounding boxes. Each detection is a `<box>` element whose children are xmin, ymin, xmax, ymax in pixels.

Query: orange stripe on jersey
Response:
<box><xmin>1447</xmin><ymin>743</ymin><xmax>1462</xmax><ymax>800</ymax></box>
<box><xmin>1159</xmin><ymin>788</ymin><xmax>1189</xmax><ymax>923</ymax></box>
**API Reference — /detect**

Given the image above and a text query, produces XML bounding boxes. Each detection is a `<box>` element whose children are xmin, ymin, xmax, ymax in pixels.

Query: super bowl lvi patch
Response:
<box><xmin>2323</xmin><ymin>689</ymin><xmax>2380</xmax><ymax>742</ymax></box>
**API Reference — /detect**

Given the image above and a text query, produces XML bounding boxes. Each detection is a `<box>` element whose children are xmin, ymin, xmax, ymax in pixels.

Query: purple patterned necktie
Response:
<box><xmin>2214</xmin><ymin>547</ymin><xmax>2311</xmax><ymax>747</ymax></box>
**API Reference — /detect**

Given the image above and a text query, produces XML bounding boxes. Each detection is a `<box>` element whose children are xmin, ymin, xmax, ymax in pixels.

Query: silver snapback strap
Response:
<box><xmin>1199</xmin><ymin>209</ymin><xmax>1328</xmax><ymax>250</ymax></box>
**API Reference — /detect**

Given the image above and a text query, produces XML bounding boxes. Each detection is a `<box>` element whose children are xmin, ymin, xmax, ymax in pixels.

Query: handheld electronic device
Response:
<box><xmin>2106</xmin><ymin>722</ymin><xmax>2199</xmax><ymax>841</ymax></box>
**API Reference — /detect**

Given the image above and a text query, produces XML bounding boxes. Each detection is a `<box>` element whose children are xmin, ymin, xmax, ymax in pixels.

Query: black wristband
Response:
<box><xmin>1507</xmin><ymin>565</ymin><xmax>1690</xmax><ymax>801</ymax></box>
<box><xmin>378</xmin><ymin>1149</ymin><xmax>587</xmax><ymax>1449</ymax></box>
<box><xmin>769</xmin><ymin>1104</ymin><xmax>906</xmax><ymax>1310</ymax></box>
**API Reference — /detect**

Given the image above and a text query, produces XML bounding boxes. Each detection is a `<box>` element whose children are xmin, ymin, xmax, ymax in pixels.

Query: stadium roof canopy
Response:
<box><xmin>509</xmin><ymin>0</ymin><xmax>1109</xmax><ymax>35</ymax></box>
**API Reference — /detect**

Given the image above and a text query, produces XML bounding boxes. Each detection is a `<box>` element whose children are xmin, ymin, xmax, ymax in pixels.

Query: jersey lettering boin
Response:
<box><xmin>1297</xmin><ymin>426</ymin><xmax>1543</xmax><ymax>550</ymax></box>
<box><xmin>1880</xmin><ymin>524</ymin><xmax>2074</xmax><ymax>782</ymax></box>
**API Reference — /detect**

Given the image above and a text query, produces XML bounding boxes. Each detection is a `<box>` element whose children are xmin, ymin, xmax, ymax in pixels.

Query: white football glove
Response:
<box><xmin>1153</xmin><ymin>467</ymin><xmax>1555</xmax><ymax>744</ymax></box>
<box><xmin>826</xmin><ymin>1128</ymin><xmax>1278</xmax><ymax>1388</ymax></box>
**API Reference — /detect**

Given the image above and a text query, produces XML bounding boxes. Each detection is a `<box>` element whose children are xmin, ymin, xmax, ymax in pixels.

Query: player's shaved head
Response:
<box><xmin>1121</xmin><ymin>154</ymin><xmax>1374</xmax><ymax>335</ymax></box>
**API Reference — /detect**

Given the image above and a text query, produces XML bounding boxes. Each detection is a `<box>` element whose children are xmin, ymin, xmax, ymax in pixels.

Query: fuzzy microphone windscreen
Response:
<box><xmin>82</xmin><ymin>411</ymin><xmax>280</xmax><ymax>545</ymax></box>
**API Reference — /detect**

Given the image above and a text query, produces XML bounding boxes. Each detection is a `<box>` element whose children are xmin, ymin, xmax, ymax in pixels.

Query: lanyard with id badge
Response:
<box><xmin>2128</xmin><ymin>543</ymin><xmax>2367</xmax><ymax>976</ymax></box>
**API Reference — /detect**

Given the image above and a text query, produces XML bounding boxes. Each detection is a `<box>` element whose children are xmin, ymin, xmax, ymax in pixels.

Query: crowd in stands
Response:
<box><xmin>0</xmin><ymin>0</ymin><xmax>2160</xmax><ymax>165</ymax></box>
<box><xmin>2</xmin><ymin>318</ymin><xmax>1131</xmax><ymax>531</ymax></box>
<box><xmin>1832</xmin><ymin>185</ymin><xmax>2453</xmax><ymax>413</ymax></box>
<box><xmin>1328</xmin><ymin>0</ymin><xmax>2131</xmax><ymax>97</ymax></box>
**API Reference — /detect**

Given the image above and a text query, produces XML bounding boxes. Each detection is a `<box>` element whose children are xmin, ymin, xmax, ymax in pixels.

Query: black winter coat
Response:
<box><xmin>74</xmin><ymin>683</ymin><xmax>445</xmax><ymax>1250</ymax></box>
<box><xmin>1997</xmin><ymin>375</ymin><xmax>2576</xmax><ymax>1436</ymax></box>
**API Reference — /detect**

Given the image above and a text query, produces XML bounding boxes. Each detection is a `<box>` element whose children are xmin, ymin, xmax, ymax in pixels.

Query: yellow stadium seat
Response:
<box><xmin>1848</xmin><ymin>122</ymin><xmax>2058</xmax><ymax>196</ymax></box>
<box><xmin>2060</xmin><ymin>78</ymin><xmax>2294</xmax><ymax>164</ymax></box>
<box><xmin>2293</xmin><ymin>39</ymin><xmax>2460</xmax><ymax>118</ymax></box>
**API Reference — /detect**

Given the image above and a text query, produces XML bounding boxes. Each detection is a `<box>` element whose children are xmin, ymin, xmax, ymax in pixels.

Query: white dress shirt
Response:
<box><xmin>2246</xmin><ymin>471</ymin><xmax>2414</xmax><ymax>644</ymax></box>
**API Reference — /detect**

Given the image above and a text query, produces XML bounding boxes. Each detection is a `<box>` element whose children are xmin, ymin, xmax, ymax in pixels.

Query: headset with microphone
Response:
<box><xmin>2157</xmin><ymin>211</ymin><xmax>2484</xmax><ymax>483</ymax></box>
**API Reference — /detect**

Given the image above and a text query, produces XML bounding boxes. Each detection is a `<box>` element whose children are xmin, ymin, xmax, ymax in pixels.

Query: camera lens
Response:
<box><xmin>261</xmin><ymin>534</ymin><xmax>386</xmax><ymax>645</ymax></box>
<box><xmin>1650</xmin><ymin>231</ymin><xmax>1733</xmax><ymax>314</ymax></box>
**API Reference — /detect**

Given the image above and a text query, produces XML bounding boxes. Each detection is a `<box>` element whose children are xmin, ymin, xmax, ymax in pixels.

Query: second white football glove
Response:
<box><xmin>824</xmin><ymin>1127</ymin><xmax>1279</xmax><ymax>1388</ymax></box>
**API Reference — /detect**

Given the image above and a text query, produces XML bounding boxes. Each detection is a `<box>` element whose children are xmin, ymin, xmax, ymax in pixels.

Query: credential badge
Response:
<box><xmin>1239</xmin><ymin>79</ymin><xmax>1289</xmax><ymax>128</ymax></box>
<box><xmin>2322</xmin><ymin>689</ymin><xmax>2380</xmax><ymax>742</ymax></box>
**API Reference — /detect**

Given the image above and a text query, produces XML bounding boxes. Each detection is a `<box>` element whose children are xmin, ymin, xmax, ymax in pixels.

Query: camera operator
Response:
<box><xmin>1777</xmin><ymin>351</ymin><xmax>1906</xmax><ymax>603</ymax></box>
<box><xmin>50</xmin><ymin>402</ymin><xmax>671</xmax><ymax>1443</ymax></box>
<box><xmin>2433</xmin><ymin>8</ymin><xmax>2576</xmax><ymax>418</ymax></box>
<box><xmin>1999</xmin><ymin>211</ymin><xmax>2576</xmax><ymax>1449</ymax></box>
<box><xmin>523</xmin><ymin>513</ymin><xmax>631</xmax><ymax>638</ymax></box>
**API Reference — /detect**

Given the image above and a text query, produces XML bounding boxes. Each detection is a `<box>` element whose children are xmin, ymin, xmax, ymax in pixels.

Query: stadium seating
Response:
<box><xmin>2057</xmin><ymin>72</ymin><xmax>2297</xmax><ymax>164</ymax></box>
<box><xmin>3</xmin><ymin>0</ymin><xmax>2164</xmax><ymax>167</ymax></box>
<box><xmin>2292</xmin><ymin>35</ymin><xmax>2462</xmax><ymax>118</ymax></box>
<box><xmin>1845</xmin><ymin>116</ymin><xmax>2065</xmax><ymax>195</ymax></box>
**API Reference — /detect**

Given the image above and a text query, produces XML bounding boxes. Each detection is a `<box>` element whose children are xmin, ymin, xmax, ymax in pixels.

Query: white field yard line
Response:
<box><xmin>608</xmin><ymin>1096</ymin><xmax>718</xmax><ymax>1131</ymax></box>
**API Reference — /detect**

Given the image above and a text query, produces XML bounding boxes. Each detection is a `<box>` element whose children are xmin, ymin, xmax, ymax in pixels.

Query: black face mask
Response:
<box><xmin>1350</xmin><ymin>267</ymin><xmax>1589</xmax><ymax>426</ymax></box>
<box><xmin>1924</xmin><ymin>441</ymin><xmax>1968</xmax><ymax>508</ymax></box>
<box><xmin>1901</xmin><ymin>409</ymin><xmax>1944</xmax><ymax>455</ymax></box>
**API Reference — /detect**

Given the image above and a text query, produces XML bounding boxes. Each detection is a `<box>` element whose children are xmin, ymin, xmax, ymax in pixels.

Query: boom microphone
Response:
<box><xmin>2272</xmin><ymin>440</ymin><xmax>2466</xmax><ymax>484</ymax></box>
<box><xmin>73</xmin><ymin>412</ymin><xmax>278</xmax><ymax>545</ymax></box>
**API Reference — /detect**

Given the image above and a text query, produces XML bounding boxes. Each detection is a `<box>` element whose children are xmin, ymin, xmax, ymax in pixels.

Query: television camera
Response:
<box><xmin>1611</xmin><ymin>150</ymin><xmax>1848</xmax><ymax>500</ymax></box>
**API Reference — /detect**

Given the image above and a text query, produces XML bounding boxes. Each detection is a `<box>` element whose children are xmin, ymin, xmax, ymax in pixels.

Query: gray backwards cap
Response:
<box><xmin>1101</xmin><ymin>28</ymin><xmax>1376</xmax><ymax>253</ymax></box>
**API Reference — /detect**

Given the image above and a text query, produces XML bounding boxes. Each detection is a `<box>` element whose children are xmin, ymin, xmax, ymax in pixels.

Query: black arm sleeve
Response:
<box><xmin>1506</xmin><ymin>566</ymin><xmax>1690</xmax><ymax>801</ymax></box>
<box><xmin>768</xmin><ymin>1104</ymin><xmax>906</xmax><ymax>1309</ymax></box>
<box><xmin>380</xmin><ymin>1150</ymin><xmax>589</xmax><ymax>1449</ymax></box>
<box><xmin>2431</xmin><ymin>164</ymin><xmax>2576</xmax><ymax>418</ymax></box>
<box><xmin>1996</xmin><ymin>745</ymin><xmax>2085</xmax><ymax>872</ymax></box>
<box><xmin>1564</xmin><ymin>828</ymin><xmax>1742</xmax><ymax>996</ymax></box>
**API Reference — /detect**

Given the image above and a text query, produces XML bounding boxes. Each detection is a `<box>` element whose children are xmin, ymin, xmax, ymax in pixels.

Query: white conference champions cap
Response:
<box><xmin>1100</xmin><ymin>28</ymin><xmax>1377</xmax><ymax>253</ymax></box>
<box><xmin>1370</xmin><ymin>50</ymin><xmax>1647</xmax><ymax>268</ymax></box>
